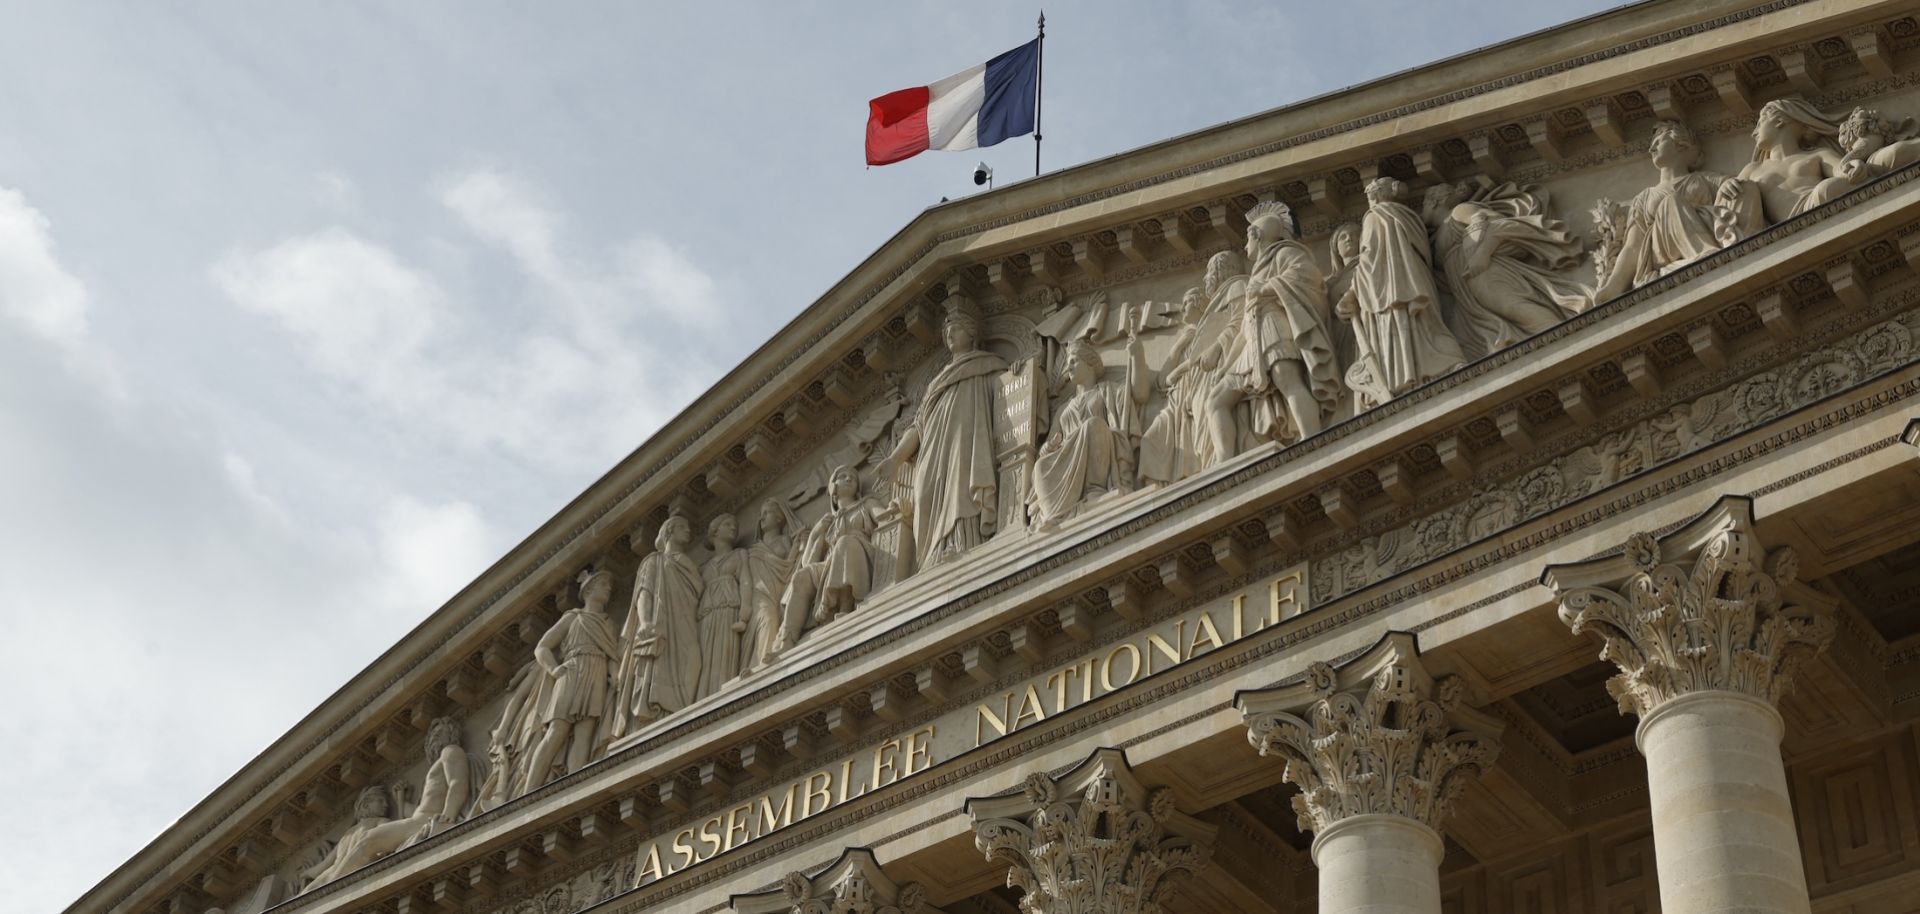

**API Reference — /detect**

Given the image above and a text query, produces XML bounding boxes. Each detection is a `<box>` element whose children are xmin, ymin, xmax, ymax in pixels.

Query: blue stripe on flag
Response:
<box><xmin>978</xmin><ymin>39</ymin><xmax>1039</xmax><ymax>148</ymax></box>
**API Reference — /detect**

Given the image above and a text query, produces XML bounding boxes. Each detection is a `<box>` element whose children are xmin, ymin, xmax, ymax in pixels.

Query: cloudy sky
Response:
<box><xmin>0</xmin><ymin>2</ymin><xmax>1619</xmax><ymax>910</ymax></box>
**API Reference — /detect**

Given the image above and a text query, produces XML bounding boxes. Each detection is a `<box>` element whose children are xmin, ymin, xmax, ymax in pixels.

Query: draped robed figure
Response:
<box><xmin>884</xmin><ymin>306</ymin><xmax>1006</xmax><ymax>572</ymax></box>
<box><xmin>1344</xmin><ymin>177</ymin><xmax>1466</xmax><ymax>403</ymax></box>
<box><xmin>612</xmin><ymin>514</ymin><xmax>703</xmax><ymax>737</ymax></box>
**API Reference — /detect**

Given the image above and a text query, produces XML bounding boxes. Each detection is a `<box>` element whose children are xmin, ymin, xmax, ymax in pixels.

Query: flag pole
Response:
<box><xmin>1034</xmin><ymin>11</ymin><xmax>1045</xmax><ymax>178</ymax></box>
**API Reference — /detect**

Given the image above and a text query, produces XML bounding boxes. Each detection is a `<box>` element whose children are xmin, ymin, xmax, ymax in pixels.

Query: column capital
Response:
<box><xmin>967</xmin><ymin>747</ymin><xmax>1216</xmax><ymax>914</ymax></box>
<box><xmin>1541</xmin><ymin>495</ymin><xmax>1835</xmax><ymax>720</ymax></box>
<box><xmin>731</xmin><ymin>846</ymin><xmax>945</xmax><ymax>914</ymax></box>
<box><xmin>1234</xmin><ymin>631</ymin><xmax>1502</xmax><ymax>838</ymax></box>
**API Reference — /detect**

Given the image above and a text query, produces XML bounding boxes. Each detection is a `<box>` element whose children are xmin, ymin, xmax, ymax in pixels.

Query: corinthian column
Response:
<box><xmin>1235</xmin><ymin>632</ymin><xmax>1501</xmax><ymax>914</ymax></box>
<box><xmin>1543</xmin><ymin>496</ymin><xmax>1834</xmax><ymax>914</ymax></box>
<box><xmin>966</xmin><ymin>747</ymin><xmax>1216</xmax><ymax>914</ymax></box>
<box><xmin>730</xmin><ymin>847</ymin><xmax>946</xmax><ymax>914</ymax></box>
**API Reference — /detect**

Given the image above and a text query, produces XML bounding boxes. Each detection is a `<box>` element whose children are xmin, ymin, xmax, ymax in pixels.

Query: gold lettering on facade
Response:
<box><xmin>975</xmin><ymin>693</ymin><xmax>1010</xmax><ymax>744</ymax></box>
<box><xmin>1101</xmin><ymin>642</ymin><xmax>1142</xmax><ymax>692</ymax></box>
<box><xmin>1187</xmin><ymin>610</ymin><xmax>1225</xmax><ymax>657</ymax></box>
<box><xmin>802</xmin><ymin>770</ymin><xmax>833</xmax><ymax>818</ymax></box>
<box><xmin>1146</xmin><ymin>622</ymin><xmax>1185</xmax><ymax>672</ymax></box>
<box><xmin>976</xmin><ymin>567</ymin><xmax>1308</xmax><ymax>749</ymax></box>
<box><xmin>1012</xmin><ymin>683</ymin><xmax>1046</xmax><ymax>729</ymax></box>
<box><xmin>634</xmin><ymin>569</ymin><xmax>1303</xmax><ymax>887</ymax></box>
<box><xmin>759</xmin><ymin>782</ymin><xmax>796</xmax><ymax>832</ymax></box>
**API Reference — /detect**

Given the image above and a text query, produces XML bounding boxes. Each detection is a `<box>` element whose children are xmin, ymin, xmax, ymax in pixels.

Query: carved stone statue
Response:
<box><xmin>618</xmin><ymin>515</ymin><xmax>703</xmax><ymax>728</ymax></box>
<box><xmin>1429</xmin><ymin>181</ymin><xmax>1592</xmax><ymax>351</ymax></box>
<box><xmin>1137</xmin><ymin>288</ymin><xmax>1214</xmax><ymax>487</ymax></box>
<box><xmin>1592</xmin><ymin>121</ymin><xmax>1741</xmax><ymax>301</ymax></box>
<box><xmin>469</xmin><ymin>659</ymin><xmax>543</xmax><ymax>813</ymax></box>
<box><xmin>695</xmin><ymin>514</ymin><xmax>746</xmax><ymax>700</ymax></box>
<box><xmin>397</xmin><ymin>716</ymin><xmax>477</xmax><ymax>848</ymax></box>
<box><xmin>1341</xmin><ymin>177</ymin><xmax>1466</xmax><ymax>406</ymax></box>
<box><xmin>1029</xmin><ymin>332</ymin><xmax>1148</xmax><ymax>528</ymax></box>
<box><xmin>780</xmin><ymin>465</ymin><xmax>881</xmax><ymax>641</ymax></box>
<box><xmin>1723</xmin><ymin>98</ymin><xmax>1920</xmax><ymax>230</ymax></box>
<box><xmin>738</xmin><ymin>500</ymin><xmax>801</xmax><ymax>677</ymax></box>
<box><xmin>521</xmin><ymin>567</ymin><xmax>620</xmax><ymax>789</ymax></box>
<box><xmin>1205</xmin><ymin>201</ymin><xmax>1341</xmax><ymax>458</ymax></box>
<box><xmin>882</xmin><ymin>303</ymin><xmax>1006</xmax><ymax>571</ymax></box>
<box><xmin>298</xmin><ymin>787</ymin><xmax>415</xmax><ymax>892</ymax></box>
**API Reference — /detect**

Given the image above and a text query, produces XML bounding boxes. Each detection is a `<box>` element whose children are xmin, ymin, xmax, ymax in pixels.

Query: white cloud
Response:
<box><xmin>314</xmin><ymin>172</ymin><xmax>358</xmax><ymax>211</ymax></box>
<box><xmin>213</xmin><ymin>170</ymin><xmax>729</xmax><ymax>476</ymax></box>
<box><xmin>0</xmin><ymin>186</ymin><xmax>89</xmax><ymax>350</ymax></box>
<box><xmin>374</xmin><ymin>495</ymin><xmax>497</xmax><ymax>611</ymax></box>
<box><xmin>211</xmin><ymin>228</ymin><xmax>446</xmax><ymax>401</ymax></box>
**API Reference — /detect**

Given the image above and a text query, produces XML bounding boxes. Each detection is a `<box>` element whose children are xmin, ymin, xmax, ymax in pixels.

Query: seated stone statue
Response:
<box><xmin>1029</xmin><ymin>333</ymin><xmax>1149</xmax><ymax>528</ymax></box>
<box><xmin>780</xmin><ymin>465</ymin><xmax>881</xmax><ymax>642</ymax></box>
<box><xmin>1721</xmin><ymin>98</ymin><xmax>1920</xmax><ymax>230</ymax></box>
<box><xmin>398</xmin><ymin>716</ymin><xmax>477</xmax><ymax>848</ymax></box>
<box><xmin>299</xmin><ymin>787</ymin><xmax>415</xmax><ymax>892</ymax></box>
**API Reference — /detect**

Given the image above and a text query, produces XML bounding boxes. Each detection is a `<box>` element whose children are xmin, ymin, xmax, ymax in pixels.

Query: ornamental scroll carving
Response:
<box><xmin>967</xmin><ymin>748</ymin><xmax>1215</xmax><ymax>914</ymax></box>
<box><xmin>1235</xmin><ymin>632</ymin><xmax>1501</xmax><ymax>837</ymax></box>
<box><xmin>731</xmin><ymin>847</ymin><xmax>945</xmax><ymax>914</ymax></box>
<box><xmin>1313</xmin><ymin>309</ymin><xmax>1920</xmax><ymax>608</ymax></box>
<box><xmin>1542</xmin><ymin>497</ymin><xmax>1836</xmax><ymax>719</ymax></box>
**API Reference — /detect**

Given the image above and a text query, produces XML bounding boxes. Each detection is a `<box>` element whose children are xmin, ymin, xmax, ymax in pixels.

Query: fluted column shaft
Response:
<box><xmin>1311</xmin><ymin>814</ymin><xmax>1444</xmax><ymax>914</ymax></box>
<box><xmin>1637</xmin><ymin>691</ymin><xmax>1809</xmax><ymax>914</ymax></box>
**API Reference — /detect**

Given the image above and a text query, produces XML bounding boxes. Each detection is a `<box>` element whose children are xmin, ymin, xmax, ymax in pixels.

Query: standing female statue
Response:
<box><xmin>615</xmin><ymin>514</ymin><xmax>703</xmax><ymax>731</ymax></box>
<box><xmin>1591</xmin><ymin>121</ymin><xmax>1742</xmax><ymax>300</ymax></box>
<box><xmin>1029</xmin><ymin>331</ymin><xmax>1149</xmax><ymax>527</ymax></box>
<box><xmin>882</xmin><ymin>304</ymin><xmax>1006</xmax><ymax>571</ymax></box>
<box><xmin>738</xmin><ymin>500</ymin><xmax>801</xmax><ymax>677</ymax></box>
<box><xmin>695</xmin><ymin>514</ymin><xmax>746</xmax><ymax>700</ymax></box>
<box><xmin>1343</xmin><ymin>177</ymin><xmax>1466</xmax><ymax>405</ymax></box>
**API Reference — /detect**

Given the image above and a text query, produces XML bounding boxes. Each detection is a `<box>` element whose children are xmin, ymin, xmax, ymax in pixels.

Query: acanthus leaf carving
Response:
<box><xmin>967</xmin><ymin>748</ymin><xmax>1214</xmax><ymax>914</ymax></box>
<box><xmin>1543</xmin><ymin>497</ymin><xmax>1835</xmax><ymax>719</ymax></box>
<box><xmin>731</xmin><ymin>847</ymin><xmax>945</xmax><ymax>914</ymax></box>
<box><xmin>1236</xmin><ymin>633</ymin><xmax>1500</xmax><ymax>837</ymax></box>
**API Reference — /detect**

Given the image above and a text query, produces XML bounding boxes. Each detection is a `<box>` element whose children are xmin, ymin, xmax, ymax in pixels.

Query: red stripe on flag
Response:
<box><xmin>866</xmin><ymin>86</ymin><xmax>931</xmax><ymax>166</ymax></box>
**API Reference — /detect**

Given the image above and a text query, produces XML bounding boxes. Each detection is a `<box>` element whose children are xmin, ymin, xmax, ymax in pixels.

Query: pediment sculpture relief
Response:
<box><xmin>881</xmin><ymin>301</ymin><xmax>1009</xmax><ymax>573</ymax></box>
<box><xmin>300</xmin><ymin>715</ymin><xmax>479</xmax><ymax>893</ymax></box>
<box><xmin>341</xmin><ymin>89</ymin><xmax>1920</xmax><ymax>855</ymax></box>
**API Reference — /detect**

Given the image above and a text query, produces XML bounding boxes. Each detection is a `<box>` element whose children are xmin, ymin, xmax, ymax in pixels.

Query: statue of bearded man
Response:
<box><xmin>1203</xmin><ymin>201</ymin><xmax>1342</xmax><ymax>459</ymax></box>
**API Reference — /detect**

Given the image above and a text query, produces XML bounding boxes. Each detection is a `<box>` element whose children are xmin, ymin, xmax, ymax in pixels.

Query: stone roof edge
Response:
<box><xmin>70</xmin><ymin>0</ymin><xmax>1874</xmax><ymax>910</ymax></box>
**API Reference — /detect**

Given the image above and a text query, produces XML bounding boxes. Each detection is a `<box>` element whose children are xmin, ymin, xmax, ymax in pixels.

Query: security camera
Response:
<box><xmin>973</xmin><ymin>163</ymin><xmax>993</xmax><ymax>187</ymax></box>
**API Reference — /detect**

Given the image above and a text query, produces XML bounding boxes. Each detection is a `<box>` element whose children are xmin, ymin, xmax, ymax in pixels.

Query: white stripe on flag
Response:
<box><xmin>926</xmin><ymin>63</ymin><xmax>985</xmax><ymax>152</ymax></box>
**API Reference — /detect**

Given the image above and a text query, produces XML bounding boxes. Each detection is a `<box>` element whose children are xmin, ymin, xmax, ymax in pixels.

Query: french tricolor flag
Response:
<box><xmin>866</xmin><ymin>39</ymin><xmax>1041</xmax><ymax>167</ymax></box>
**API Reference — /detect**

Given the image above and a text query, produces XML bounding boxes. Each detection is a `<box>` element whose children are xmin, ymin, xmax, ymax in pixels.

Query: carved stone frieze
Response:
<box><xmin>967</xmin><ymin>748</ymin><xmax>1216</xmax><ymax>914</ymax></box>
<box><xmin>1541</xmin><ymin>496</ymin><xmax>1836</xmax><ymax>718</ymax></box>
<box><xmin>731</xmin><ymin>847</ymin><xmax>945</xmax><ymax>914</ymax></box>
<box><xmin>1313</xmin><ymin>302</ymin><xmax>1920</xmax><ymax>607</ymax></box>
<box><xmin>1235</xmin><ymin>632</ymin><xmax>1501</xmax><ymax>837</ymax></box>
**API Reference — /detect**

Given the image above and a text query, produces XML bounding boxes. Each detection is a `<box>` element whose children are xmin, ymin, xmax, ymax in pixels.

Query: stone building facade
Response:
<box><xmin>67</xmin><ymin>2</ymin><xmax>1920</xmax><ymax>913</ymax></box>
